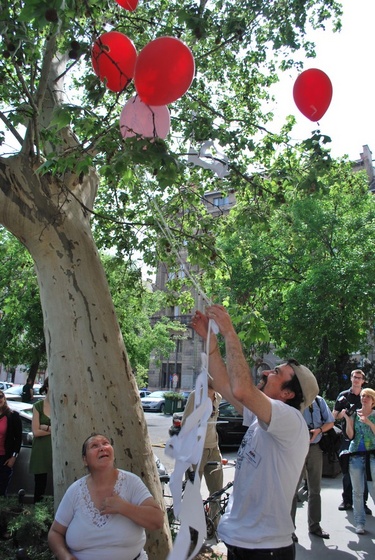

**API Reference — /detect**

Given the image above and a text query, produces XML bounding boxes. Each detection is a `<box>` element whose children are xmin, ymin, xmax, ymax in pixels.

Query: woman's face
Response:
<box><xmin>83</xmin><ymin>435</ymin><xmax>114</xmax><ymax>470</ymax></box>
<box><xmin>361</xmin><ymin>393</ymin><xmax>375</xmax><ymax>408</ymax></box>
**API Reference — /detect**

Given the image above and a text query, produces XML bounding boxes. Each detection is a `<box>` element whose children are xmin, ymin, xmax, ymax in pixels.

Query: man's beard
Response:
<box><xmin>257</xmin><ymin>374</ymin><xmax>268</xmax><ymax>392</ymax></box>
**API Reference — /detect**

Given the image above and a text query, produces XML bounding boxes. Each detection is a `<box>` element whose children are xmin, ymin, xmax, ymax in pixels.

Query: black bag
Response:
<box><xmin>318</xmin><ymin>425</ymin><xmax>342</xmax><ymax>455</ymax></box>
<box><xmin>21</xmin><ymin>383</ymin><xmax>32</xmax><ymax>403</ymax></box>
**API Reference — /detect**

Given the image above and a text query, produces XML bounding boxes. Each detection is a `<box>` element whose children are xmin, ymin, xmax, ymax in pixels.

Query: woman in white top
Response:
<box><xmin>48</xmin><ymin>433</ymin><xmax>163</xmax><ymax>560</ymax></box>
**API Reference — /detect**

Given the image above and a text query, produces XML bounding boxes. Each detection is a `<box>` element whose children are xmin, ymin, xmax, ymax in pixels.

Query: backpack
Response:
<box><xmin>315</xmin><ymin>397</ymin><xmax>342</xmax><ymax>458</ymax></box>
<box><xmin>21</xmin><ymin>383</ymin><xmax>32</xmax><ymax>402</ymax></box>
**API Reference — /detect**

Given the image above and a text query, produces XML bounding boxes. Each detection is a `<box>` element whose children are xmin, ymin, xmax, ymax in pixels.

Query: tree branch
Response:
<box><xmin>0</xmin><ymin>111</ymin><xmax>24</xmax><ymax>147</ymax></box>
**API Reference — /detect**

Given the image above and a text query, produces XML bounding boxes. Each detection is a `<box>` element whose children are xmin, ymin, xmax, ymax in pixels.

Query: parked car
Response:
<box><xmin>216</xmin><ymin>400</ymin><xmax>247</xmax><ymax>448</ymax></box>
<box><xmin>141</xmin><ymin>390</ymin><xmax>167</xmax><ymax>412</ymax></box>
<box><xmin>7</xmin><ymin>401</ymin><xmax>168</xmax><ymax>501</ymax></box>
<box><xmin>180</xmin><ymin>390</ymin><xmax>192</xmax><ymax>408</ymax></box>
<box><xmin>4</xmin><ymin>383</ymin><xmax>43</xmax><ymax>402</ymax></box>
<box><xmin>168</xmin><ymin>399</ymin><xmax>247</xmax><ymax>448</ymax></box>
<box><xmin>139</xmin><ymin>389</ymin><xmax>151</xmax><ymax>399</ymax></box>
<box><xmin>0</xmin><ymin>381</ymin><xmax>13</xmax><ymax>391</ymax></box>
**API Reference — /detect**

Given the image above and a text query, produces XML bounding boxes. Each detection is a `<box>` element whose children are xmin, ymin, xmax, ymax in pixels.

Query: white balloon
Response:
<box><xmin>119</xmin><ymin>95</ymin><xmax>170</xmax><ymax>139</ymax></box>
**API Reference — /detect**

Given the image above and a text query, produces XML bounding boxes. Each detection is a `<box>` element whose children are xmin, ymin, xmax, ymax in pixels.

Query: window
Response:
<box><xmin>213</xmin><ymin>196</ymin><xmax>229</xmax><ymax>207</ymax></box>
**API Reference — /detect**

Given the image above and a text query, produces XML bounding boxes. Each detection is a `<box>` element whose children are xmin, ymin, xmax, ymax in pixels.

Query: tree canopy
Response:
<box><xmin>206</xmin><ymin>144</ymin><xmax>375</xmax><ymax>397</ymax></box>
<box><xmin>1</xmin><ymin>0</ymin><xmax>343</xmax><ymax>268</ymax></box>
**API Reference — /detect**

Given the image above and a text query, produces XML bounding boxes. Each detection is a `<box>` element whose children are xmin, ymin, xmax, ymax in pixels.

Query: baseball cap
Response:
<box><xmin>287</xmin><ymin>360</ymin><xmax>319</xmax><ymax>411</ymax></box>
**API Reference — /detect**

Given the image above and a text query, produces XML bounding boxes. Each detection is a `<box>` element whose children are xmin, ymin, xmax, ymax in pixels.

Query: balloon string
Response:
<box><xmin>147</xmin><ymin>193</ymin><xmax>218</xmax><ymax>367</ymax></box>
<box><xmin>148</xmin><ymin>196</ymin><xmax>213</xmax><ymax>306</ymax></box>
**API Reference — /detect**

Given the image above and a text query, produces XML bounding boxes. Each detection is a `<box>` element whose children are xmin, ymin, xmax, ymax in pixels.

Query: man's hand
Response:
<box><xmin>191</xmin><ymin>310</ymin><xmax>209</xmax><ymax>339</ymax></box>
<box><xmin>206</xmin><ymin>305</ymin><xmax>235</xmax><ymax>338</ymax></box>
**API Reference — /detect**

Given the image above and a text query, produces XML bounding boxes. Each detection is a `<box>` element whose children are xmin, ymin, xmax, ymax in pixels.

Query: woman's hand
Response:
<box><xmin>40</xmin><ymin>424</ymin><xmax>50</xmax><ymax>432</ymax></box>
<box><xmin>357</xmin><ymin>410</ymin><xmax>369</xmax><ymax>424</ymax></box>
<box><xmin>4</xmin><ymin>456</ymin><xmax>16</xmax><ymax>468</ymax></box>
<box><xmin>100</xmin><ymin>494</ymin><xmax>123</xmax><ymax>515</ymax></box>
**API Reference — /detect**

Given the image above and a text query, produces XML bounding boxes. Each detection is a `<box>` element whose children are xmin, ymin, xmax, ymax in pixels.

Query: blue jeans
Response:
<box><xmin>349</xmin><ymin>454</ymin><xmax>375</xmax><ymax>527</ymax></box>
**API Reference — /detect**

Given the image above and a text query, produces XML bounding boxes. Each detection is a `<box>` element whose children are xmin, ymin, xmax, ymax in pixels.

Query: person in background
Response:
<box><xmin>29</xmin><ymin>377</ymin><xmax>52</xmax><ymax>502</ymax></box>
<box><xmin>48</xmin><ymin>433</ymin><xmax>163</xmax><ymax>560</ymax></box>
<box><xmin>21</xmin><ymin>377</ymin><xmax>34</xmax><ymax>403</ymax></box>
<box><xmin>181</xmin><ymin>383</ymin><xmax>223</xmax><ymax>521</ymax></box>
<box><xmin>344</xmin><ymin>387</ymin><xmax>375</xmax><ymax>534</ymax></box>
<box><xmin>291</xmin><ymin>395</ymin><xmax>334</xmax><ymax>541</ymax></box>
<box><xmin>333</xmin><ymin>369</ymin><xmax>371</xmax><ymax>514</ymax></box>
<box><xmin>0</xmin><ymin>391</ymin><xmax>22</xmax><ymax>496</ymax></box>
<box><xmin>192</xmin><ymin>305</ymin><xmax>319</xmax><ymax>560</ymax></box>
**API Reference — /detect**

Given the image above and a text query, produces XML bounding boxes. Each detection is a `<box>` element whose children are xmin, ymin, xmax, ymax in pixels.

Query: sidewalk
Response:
<box><xmin>207</xmin><ymin>472</ymin><xmax>375</xmax><ymax>559</ymax></box>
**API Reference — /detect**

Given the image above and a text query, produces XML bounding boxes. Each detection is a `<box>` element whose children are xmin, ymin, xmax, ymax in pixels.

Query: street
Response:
<box><xmin>145</xmin><ymin>412</ymin><xmax>375</xmax><ymax>559</ymax></box>
<box><xmin>145</xmin><ymin>410</ymin><xmax>237</xmax><ymax>476</ymax></box>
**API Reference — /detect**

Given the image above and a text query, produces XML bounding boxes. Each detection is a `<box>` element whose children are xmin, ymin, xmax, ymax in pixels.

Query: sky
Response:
<box><xmin>268</xmin><ymin>0</ymin><xmax>374</xmax><ymax>163</ymax></box>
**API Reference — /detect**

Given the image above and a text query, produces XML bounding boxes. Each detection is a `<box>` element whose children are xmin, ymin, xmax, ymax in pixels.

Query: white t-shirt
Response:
<box><xmin>218</xmin><ymin>399</ymin><xmax>309</xmax><ymax>549</ymax></box>
<box><xmin>55</xmin><ymin>470</ymin><xmax>151</xmax><ymax>560</ymax></box>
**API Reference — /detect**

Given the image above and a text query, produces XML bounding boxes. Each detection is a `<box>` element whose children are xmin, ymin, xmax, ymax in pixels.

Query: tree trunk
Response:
<box><xmin>0</xmin><ymin>154</ymin><xmax>171</xmax><ymax>557</ymax></box>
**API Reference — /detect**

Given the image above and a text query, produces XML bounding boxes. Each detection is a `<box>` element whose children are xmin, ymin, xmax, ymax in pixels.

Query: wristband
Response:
<box><xmin>319</xmin><ymin>427</ymin><xmax>323</xmax><ymax>434</ymax></box>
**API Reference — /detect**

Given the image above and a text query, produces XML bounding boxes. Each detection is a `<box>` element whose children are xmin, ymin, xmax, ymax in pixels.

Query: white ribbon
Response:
<box><xmin>188</xmin><ymin>141</ymin><xmax>230</xmax><ymax>178</ymax></box>
<box><xmin>165</xmin><ymin>320</ymin><xmax>217</xmax><ymax>559</ymax></box>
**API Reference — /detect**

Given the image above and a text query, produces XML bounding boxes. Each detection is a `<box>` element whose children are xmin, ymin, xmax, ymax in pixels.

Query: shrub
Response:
<box><xmin>0</xmin><ymin>497</ymin><xmax>54</xmax><ymax>560</ymax></box>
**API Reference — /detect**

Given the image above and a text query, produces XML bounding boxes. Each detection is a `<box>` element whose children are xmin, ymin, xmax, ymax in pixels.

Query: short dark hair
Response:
<box><xmin>281</xmin><ymin>366</ymin><xmax>304</xmax><ymax>411</ymax></box>
<box><xmin>351</xmin><ymin>369</ymin><xmax>366</xmax><ymax>382</ymax></box>
<box><xmin>39</xmin><ymin>377</ymin><xmax>49</xmax><ymax>395</ymax></box>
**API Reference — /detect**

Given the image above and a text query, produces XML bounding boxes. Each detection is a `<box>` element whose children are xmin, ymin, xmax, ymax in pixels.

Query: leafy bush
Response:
<box><xmin>164</xmin><ymin>392</ymin><xmax>183</xmax><ymax>401</ymax></box>
<box><xmin>0</xmin><ymin>497</ymin><xmax>54</xmax><ymax>560</ymax></box>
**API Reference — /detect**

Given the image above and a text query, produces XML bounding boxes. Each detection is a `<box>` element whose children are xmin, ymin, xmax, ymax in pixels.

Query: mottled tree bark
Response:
<box><xmin>0</xmin><ymin>154</ymin><xmax>171</xmax><ymax>557</ymax></box>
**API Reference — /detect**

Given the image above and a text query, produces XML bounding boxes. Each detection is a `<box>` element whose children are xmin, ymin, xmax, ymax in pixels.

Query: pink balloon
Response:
<box><xmin>119</xmin><ymin>96</ymin><xmax>170</xmax><ymax>139</ymax></box>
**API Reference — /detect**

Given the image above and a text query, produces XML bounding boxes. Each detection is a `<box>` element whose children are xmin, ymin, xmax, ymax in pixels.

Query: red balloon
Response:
<box><xmin>115</xmin><ymin>0</ymin><xmax>139</xmax><ymax>11</ymax></box>
<box><xmin>134</xmin><ymin>37</ymin><xmax>195</xmax><ymax>106</ymax></box>
<box><xmin>91</xmin><ymin>31</ymin><xmax>137</xmax><ymax>93</ymax></box>
<box><xmin>293</xmin><ymin>68</ymin><xmax>333</xmax><ymax>122</ymax></box>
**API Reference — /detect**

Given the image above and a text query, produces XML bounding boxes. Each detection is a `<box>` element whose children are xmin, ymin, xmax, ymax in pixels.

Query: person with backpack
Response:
<box><xmin>291</xmin><ymin>395</ymin><xmax>334</xmax><ymax>541</ymax></box>
<box><xmin>21</xmin><ymin>377</ymin><xmax>34</xmax><ymax>403</ymax></box>
<box><xmin>333</xmin><ymin>369</ymin><xmax>372</xmax><ymax>514</ymax></box>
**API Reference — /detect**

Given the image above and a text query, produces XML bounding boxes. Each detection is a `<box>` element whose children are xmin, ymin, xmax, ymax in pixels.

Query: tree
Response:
<box><xmin>0</xmin><ymin>227</ymin><xmax>46</xmax><ymax>379</ymax></box>
<box><xmin>0</xmin><ymin>1</ymin><xmax>342</xmax><ymax>555</ymax></box>
<box><xmin>103</xmin><ymin>254</ymin><xmax>185</xmax><ymax>373</ymax></box>
<box><xmin>208</xmin><ymin>144</ymin><xmax>375</xmax><ymax>398</ymax></box>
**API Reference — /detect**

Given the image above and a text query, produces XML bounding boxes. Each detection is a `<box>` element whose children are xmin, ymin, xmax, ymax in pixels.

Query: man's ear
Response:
<box><xmin>282</xmin><ymin>388</ymin><xmax>295</xmax><ymax>401</ymax></box>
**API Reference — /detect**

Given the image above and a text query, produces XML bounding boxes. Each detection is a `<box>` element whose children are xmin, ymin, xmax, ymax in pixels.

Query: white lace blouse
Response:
<box><xmin>55</xmin><ymin>470</ymin><xmax>151</xmax><ymax>560</ymax></box>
